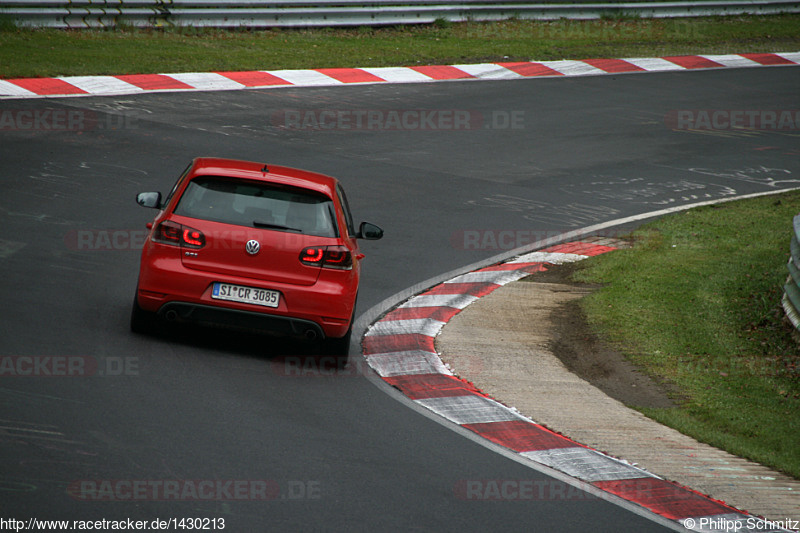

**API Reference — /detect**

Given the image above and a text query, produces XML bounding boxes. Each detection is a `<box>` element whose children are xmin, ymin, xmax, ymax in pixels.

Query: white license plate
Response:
<box><xmin>211</xmin><ymin>283</ymin><xmax>280</xmax><ymax>308</ymax></box>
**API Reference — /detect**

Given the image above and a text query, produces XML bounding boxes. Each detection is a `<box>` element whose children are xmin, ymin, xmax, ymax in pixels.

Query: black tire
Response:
<box><xmin>324</xmin><ymin>327</ymin><xmax>352</xmax><ymax>356</ymax></box>
<box><xmin>323</xmin><ymin>297</ymin><xmax>356</xmax><ymax>365</ymax></box>
<box><xmin>130</xmin><ymin>295</ymin><xmax>157</xmax><ymax>334</ymax></box>
<box><xmin>321</xmin><ymin>324</ymin><xmax>352</xmax><ymax>371</ymax></box>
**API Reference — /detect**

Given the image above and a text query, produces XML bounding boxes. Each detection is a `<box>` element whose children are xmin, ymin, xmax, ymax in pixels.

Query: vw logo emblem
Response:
<box><xmin>245</xmin><ymin>240</ymin><xmax>261</xmax><ymax>255</ymax></box>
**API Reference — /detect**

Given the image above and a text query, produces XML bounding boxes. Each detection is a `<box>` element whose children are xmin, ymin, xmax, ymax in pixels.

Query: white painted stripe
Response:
<box><xmin>366</xmin><ymin>350</ymin><xmax>452</xmax><ymax>377</ymax></box>
<box><xmin>265</xmin><ymin>69</ymin><xmax>340</xmax><ymax>86</ymax></box>
<box><xmin>509</xmin><ymin>251</ymin><xmax>587</xmax><ymax>264</ymax></box>
<box><xmin>776</xmin><ymin>51</ymin><xmax>800</xmax><ymax>64</ymax></box>
<box><xmin>522</xmin><ymin>447</ymin><xmax>654</xmax><ymax>483</ymax></box>
<box><xmin>452</xmin><ymin>63</ymin><xmax>522</xmax><ymax>80</ymax></box>
<box><xmin>445</xmin><ymin>270</ymin><xmax>528</xmax><ymax>286</ymax></box>
<box><xmin>367</xmin><ymin>318</ymin><xmax>446</xmax><ymax>338</ymax></box>
<box><xmin>167</xmin><ymin>72</ymin><xmax>246</xmax><ymax>91</ymax></box>
<box><xmin>416</xmin><ymin>395</ymin><xmax>527</xmax><ymax>425</ymax></box>
<box><xmin>59</xmin><ymin>75</ymin><xmax>142</xmax><ymax>95</ymax></box>
<box><xmin>361</xmin><ymin>66</ymin><xmax>434</xmax><ymax>83</ymax></box>
<box><xmin>623</xmin><ymin>57</ymin><xmax>686</xmax><ymax>71</ymax></box>
<box><xmin>701</xmin><ymin>54</ymin><xmax>761</xmax><ymax>68</ymax></box>
<box><xmin>538</xmin><ymin>60</ymin><xmax>607</xmax><ymax>76</ymax></box>
<box><xmin>2</xmin><ymin>54</ymin><xmax>798</xmax><ymax>101</ymax></box>
<box><xmin>399</xmin><ymin>293</ymin><xmax>479</xmax><ymax>310</ymax></box>
<box><xmin>0</xmin><ymin>80</ymin><xmax>37</xmax><ymax>97</ymax></box>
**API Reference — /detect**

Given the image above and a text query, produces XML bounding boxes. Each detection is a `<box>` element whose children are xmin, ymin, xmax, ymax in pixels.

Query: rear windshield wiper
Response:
<box><xmin>252</xmin><ymin>220</ymin><xmax>303</xmax><ymax>233</ymax></box>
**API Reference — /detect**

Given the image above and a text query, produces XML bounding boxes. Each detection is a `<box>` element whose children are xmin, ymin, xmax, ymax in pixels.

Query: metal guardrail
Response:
<box><xmin>782</xmin><ymin>214</ymin><xmax>800</xmax><ymax>332</ymax></box>
<box><xmin>1</xmin><ymin>0</ymin><xmax>799</xmax><ymax>28</ymax></box>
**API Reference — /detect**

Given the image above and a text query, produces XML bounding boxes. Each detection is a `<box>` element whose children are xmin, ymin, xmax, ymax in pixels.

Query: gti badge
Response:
<box><xmin>245</xmin><ymin>240</ymin><xmax>261</xmax><ymax>255</ymax></box>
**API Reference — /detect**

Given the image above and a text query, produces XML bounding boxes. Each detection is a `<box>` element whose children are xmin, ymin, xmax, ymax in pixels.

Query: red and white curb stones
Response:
<box><xmin>363</xmin><ymin>241</ymin><xmax>790</xmax><ymax>532</ymax></box>
<box><xmin>1</xmin><ymin>52</ymin><xmax>798</xmax><ymax>99</ymax></box>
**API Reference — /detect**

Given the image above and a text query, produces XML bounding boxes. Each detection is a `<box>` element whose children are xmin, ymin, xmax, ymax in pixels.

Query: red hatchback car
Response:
<box><xmin>131</xmin><ymin>157</ymin><xmax>383</xmax><ymax>354</ymax></box>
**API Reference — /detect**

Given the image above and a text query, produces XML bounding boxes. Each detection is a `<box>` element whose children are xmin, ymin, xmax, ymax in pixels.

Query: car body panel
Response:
<box><xmin>172</xmin><ymin>215</ymin><xmax>329</xmax><ymax>287</ymax></box>
<box><xmin>133</xmin><ymin>157</ymin><xmax>377</xmax><ymax>341</ymax></box>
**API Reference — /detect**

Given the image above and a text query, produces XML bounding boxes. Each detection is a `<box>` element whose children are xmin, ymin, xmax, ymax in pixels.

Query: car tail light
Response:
<box><xmin>182</xmin><ymin>228</ymin><xmax>204</xmax><ymax>248</ymax></box>
<box><xmin>300</xmin><ymin>245</ymin><xmax>352</xmax><ymax>270</ymax></box>
<box><xmin>300</xmin><ymin>247</ymin><xmax>325</xmax><ymax>264</ymax></box>
<box><xmin>153</xmin><ymin>221</ymin><xmax>205</xmax><ymax>249</ymax></box>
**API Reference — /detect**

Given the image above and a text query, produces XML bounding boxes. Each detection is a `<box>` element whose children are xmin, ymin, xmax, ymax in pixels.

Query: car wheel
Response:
<box><xmin>130</xmin><ymin>295</ymin><xmax>157</xmax><ymax>334</ymax></box>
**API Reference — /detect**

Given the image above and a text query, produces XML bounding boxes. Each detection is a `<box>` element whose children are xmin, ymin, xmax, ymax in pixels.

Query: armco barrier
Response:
<box><xmin>1</xmin><ymin>0</ymin><xmax>799</xmax><ymax>28</ymax></box>
<box><xmin>782</xmin><ymin>213</ymin><xmax>800</xmax><ymax>331</ymax></box>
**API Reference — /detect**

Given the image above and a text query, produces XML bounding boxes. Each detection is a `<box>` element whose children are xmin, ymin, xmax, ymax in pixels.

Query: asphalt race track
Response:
<box><xmin>1</xmin><ymin>65</ymin><xmax>798</xmax><ymax>531</ymax></box>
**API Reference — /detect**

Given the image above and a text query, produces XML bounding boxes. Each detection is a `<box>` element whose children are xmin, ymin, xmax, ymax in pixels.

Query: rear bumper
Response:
<box><xmin>136</xmin><ymin>252</ymin><xmax>357</xmax><ymax>339</ymax></box>
<box><xmin>158</xmin><ymin>302</ymin><xmax>326</xmax><ymax>340</ymax></box>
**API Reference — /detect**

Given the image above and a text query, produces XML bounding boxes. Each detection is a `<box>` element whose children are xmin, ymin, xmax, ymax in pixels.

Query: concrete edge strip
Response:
<box><xmin>1</xmin><ymin>52</ymin><xmax>799</xmax><ymax>99</ymax></box>
<box><xmin>362</xmin><ymin>240</ymin><xmax>793</xmax><ymax>532</ymax></box>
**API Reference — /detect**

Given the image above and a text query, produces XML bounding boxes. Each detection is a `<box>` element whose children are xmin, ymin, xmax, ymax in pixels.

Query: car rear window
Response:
<box><xmin>173</xmin><ymin>177</ymin><xmax>338</xmax><ymax>238</ymax></box>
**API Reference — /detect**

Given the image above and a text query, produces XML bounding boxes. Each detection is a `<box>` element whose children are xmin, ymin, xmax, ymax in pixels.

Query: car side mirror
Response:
<box><xmin>136</xmin><ymin>191</ymin><xmax>162</xmax><ymax>209</ymax></box>
<box><xmin>357</xmin><ymin>222</ymin><xmax>383</xmax><ymax>240</ymax></box>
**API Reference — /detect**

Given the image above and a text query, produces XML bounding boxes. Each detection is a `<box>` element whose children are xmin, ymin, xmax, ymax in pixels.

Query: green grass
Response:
<box><xmin>0</xmin><ymin>15</ymin><xmax>798</xmax><ymax>78</ymax></box>
<box><xmin>572</xmin><ymin>191</ymin><xmax>800</xmax><ymax>479</ymax></box>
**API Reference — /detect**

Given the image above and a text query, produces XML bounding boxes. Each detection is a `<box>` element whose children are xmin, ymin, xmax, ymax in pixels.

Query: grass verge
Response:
<box><xmin>571</xmin><ymin>191</ymin><xmax>800</xmax><ymax>479</ymax></box>
<box><xmin>0</xmin><ymin>15</ymin><xmax>798</xmax><ymax>78</ymax></box>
